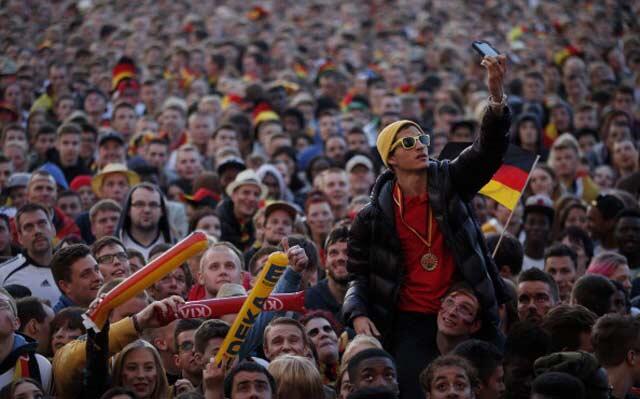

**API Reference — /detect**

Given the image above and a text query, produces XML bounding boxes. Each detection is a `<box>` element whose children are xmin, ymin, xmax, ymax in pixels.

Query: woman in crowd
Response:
<box><xmin>553</xmin><ymin>196</ymin><xmax>588</xmax><ymax>239</ymax></box>
<box><xmin>111</xmin><ymin>340</ymin><xmax>169</xmax><ymax>399</ymax></box>
<box><xmin>188</xmin><ymin>208</ymin><xmax>222</xmax><ymax>241</ymax></box>
<box><xmin>0</xmin><ymin>378</ymin><xmax>45</xmax><ymax>399</ymax></box>
<box><xmin>524</xmin><ymin>164</ymin><xmax>563</xmax><ymax>202</ymax></box>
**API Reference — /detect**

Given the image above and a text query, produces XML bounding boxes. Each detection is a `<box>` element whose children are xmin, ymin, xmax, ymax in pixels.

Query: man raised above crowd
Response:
<box><xmin>343</xmin><ymin>54</ymin><xmax>510</xmax><ymax>399</ymax></box>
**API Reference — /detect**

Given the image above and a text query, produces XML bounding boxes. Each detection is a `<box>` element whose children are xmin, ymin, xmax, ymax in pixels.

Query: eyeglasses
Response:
<box><xmin>131</xmin><ymin>201</ymin><xmax>161</xmax><ymax>209</ymax></box>
<box><xmin>178</xmin><ymin>341</ymin><xmax>194</xmax><ymax>353</ymax></box>
<box><xmin>440</xmin><ymin>297</ymin><xmax>476</xmax><ymax>322</ymax></box>
<box><xmin>97</xmin><ymin>252</ymin><xmax>129</xmax><ymax>264</ymax></box>
<box><xmin>390</xmin><ymin>134</ymin><xmax>430</xmax><ymax>151</ymax></box>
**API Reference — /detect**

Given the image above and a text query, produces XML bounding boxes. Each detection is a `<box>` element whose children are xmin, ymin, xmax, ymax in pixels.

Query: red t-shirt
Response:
<box><xmin>394</xmin><ymin>184</ymin><xmax>456</xmax><ymax>313</ymax></box>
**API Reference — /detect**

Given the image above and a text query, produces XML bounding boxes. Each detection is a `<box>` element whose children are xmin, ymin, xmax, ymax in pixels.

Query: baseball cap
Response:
<box><xmin>345</xmin><ymin>155</ymin><xmax>374</xmax><ymax>174</ymax></box>
<box><xmin>264</xmin><ymin>200</ymin><xmax>298</xmax><ymax>222</ymax></box>
<box><xmin>5</xmin><ymin>173</ymin><xmax>31</xmax><ymax>190</ymax></box>
<box><xmin>524</xmin><ymin>194</ymin><xmax>555</xmax><ymax>224</ymax></box>
<box><xmin>98</xmin><ymin>131</ymin><xmax>125</xmax><ymax>147</ymax></box>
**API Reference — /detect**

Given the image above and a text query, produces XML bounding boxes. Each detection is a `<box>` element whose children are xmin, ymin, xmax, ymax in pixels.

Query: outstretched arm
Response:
<box><xmin>450</xmin><ymin>55</ymin><xmax>511</xmax><ymax>200</ymax></box>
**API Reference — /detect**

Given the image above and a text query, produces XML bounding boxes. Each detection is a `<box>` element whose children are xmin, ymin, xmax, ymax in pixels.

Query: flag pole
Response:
<box><xmin>491</xmin><ymin>155</ymin><xmax>541</xmax><ymax>258</ymax></box>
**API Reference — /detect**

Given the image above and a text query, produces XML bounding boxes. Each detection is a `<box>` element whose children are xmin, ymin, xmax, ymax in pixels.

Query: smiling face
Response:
<box><xmin>121</xmin><ymin>347</ymin><xmax>158</xmax><ymax>399</ymax></box>
<box><xmin>326</xmin><ymin>240</ymin><xmax>348</xmax><ymax>285</ymax></box>
<box><xmin>59</xmin><ymin>254</ymin><xmax>104</xmax><ymax>308</ymax></box>
<box><xmin>264</xmin><ymin>324</ymin><xmax>307</xmax><ymax>361</ymax></box>
<box><xmin>437</xmin><ymin>291</ymin><xmax>481</xmax><ymax>338</ymax></box>
<box><xmin>96</xmin><ymin>243</ymin><xmax>131</xmax><ymax>282</ymax></box>
<box><xmin>231</xmin><ymin>184</ymin><xmax>261</xmax><ymax>221</ymax></box>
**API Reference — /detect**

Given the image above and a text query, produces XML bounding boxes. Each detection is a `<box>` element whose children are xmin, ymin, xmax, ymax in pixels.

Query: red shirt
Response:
<box><xmin>394</xmin><ymin>184</ymin><xmax>456</xmax><ymax>313</ymax></box>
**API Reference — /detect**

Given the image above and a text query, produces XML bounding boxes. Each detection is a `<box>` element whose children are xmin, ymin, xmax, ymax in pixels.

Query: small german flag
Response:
<box><xmin>479</xmin><ymin>145</ymin><xmax>537</xmax><ymax>210</ymax></box>
<box><xmin>439</xmin><ymin>143</ymin><xmax>537</xmax><ymax>211</ymax></box>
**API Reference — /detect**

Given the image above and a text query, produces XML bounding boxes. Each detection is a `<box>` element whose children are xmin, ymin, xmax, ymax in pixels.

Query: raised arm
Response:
<box><xmin>450</xmin><ymin>55</ymin><xmax>512</xmax><ymax>201</ymax></box>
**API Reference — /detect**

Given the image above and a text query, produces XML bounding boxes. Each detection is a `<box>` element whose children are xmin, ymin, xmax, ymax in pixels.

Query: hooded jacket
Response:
<box><xmin>511</xmin><ymin>112</ymin><xmax>548</xmax><ymax>161</ymax></box>
<box><xmin>343</xmin><ymin>106</ymin><xmax>511</xmax><ymax>348</ymax></box>
<box><xmin>114</xmin><ymin>184</ymin><xmax>175</xmax><ymax>259</ymax></box>
<box><xmin>0</xmin><ymin>334</ymin><xmax>52</xmax><ymax>393</ymax></box>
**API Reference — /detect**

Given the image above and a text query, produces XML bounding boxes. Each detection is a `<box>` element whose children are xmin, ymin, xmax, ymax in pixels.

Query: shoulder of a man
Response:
<box><xmin>34</xmin><ymin>354</ymin><xmax>52</xmax><ymax>393</ymax></box>
<box><xmin>0</xmin><ymin>254</ymin><xmax>28</xmax><ymax>279</ymax></box>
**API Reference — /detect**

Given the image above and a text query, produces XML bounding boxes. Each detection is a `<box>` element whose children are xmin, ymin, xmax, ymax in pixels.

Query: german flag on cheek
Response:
<box><xmin>479</xmin><ymin>145</ymin><xmax>537</xmax><ymax>210</ymax></box>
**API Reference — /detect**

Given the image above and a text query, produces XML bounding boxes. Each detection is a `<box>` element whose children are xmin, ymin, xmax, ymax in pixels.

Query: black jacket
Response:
<box><xmin>45</xmin><ymin>148</ymin><xmax>92</xmax><ymax>183</ymax></box>
<box><xmin>217</xmin><ymin>199</ymin><xmax>256</xmax><ymax>252</ymax></box>
<box><xmin>343</xmin><ymin>106</ymin><xmax>511</xmax><ymax>346</ymax></box>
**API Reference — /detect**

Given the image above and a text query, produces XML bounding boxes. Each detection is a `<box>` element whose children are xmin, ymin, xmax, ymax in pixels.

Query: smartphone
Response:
<box><xmin>472</xmin><ymin>40</ymin><xmax>500</xmax><ymax>57</ymax></box>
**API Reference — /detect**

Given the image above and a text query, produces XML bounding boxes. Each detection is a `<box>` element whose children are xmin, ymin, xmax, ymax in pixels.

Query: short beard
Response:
<box><xmin>328</xmin><ymin>269</ymin><xmax>349</xmax><ymax>286</ymax></box>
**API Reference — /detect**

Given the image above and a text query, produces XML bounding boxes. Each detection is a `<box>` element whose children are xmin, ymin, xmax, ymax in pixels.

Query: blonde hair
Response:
<box><xmin>549</xmin><ymin>133</ymin><xmax>580</xmax><ymax>170</ymax></box>
<box><xmin>267</xmin><ymin>355</ymin><xmax>324</xmax><ymax>399</ymax></box>
<box><xmin>340</xmin><ymin>334</ymin><xmax>383</xmax><ymax>375</ymax></box>
<box><xmin>111</xmin><ymin>340</ymin><xmax>169</xmax><ymax>399</ymax></box>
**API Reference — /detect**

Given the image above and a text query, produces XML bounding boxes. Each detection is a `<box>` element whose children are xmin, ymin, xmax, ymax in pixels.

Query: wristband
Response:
<box><xmin>132</xmin><ymin>314</ymin><xmax>142</xmax><ymax>334</ymax></box>
<box><xmin>488</xmin><ymin>94</ymin><xmax>507</xmax><ymax>108</ymax></box>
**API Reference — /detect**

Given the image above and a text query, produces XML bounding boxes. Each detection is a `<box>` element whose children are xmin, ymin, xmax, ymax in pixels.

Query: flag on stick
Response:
<box><xmin>479</xmin><ymin>145</ymin><xmax>537</xmax><ymax>210</ymax></box>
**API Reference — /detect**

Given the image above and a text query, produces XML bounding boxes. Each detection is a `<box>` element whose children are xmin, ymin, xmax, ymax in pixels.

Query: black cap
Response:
<box><xmin>98</xmin><ymin>131</ymin><xmax>125</xmax><ymax>147</ymax></box>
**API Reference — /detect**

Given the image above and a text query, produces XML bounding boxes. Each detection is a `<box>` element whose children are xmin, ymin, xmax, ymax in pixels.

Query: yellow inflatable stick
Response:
<box><xmin>214</xmin><ymin>251</ymin><xmax>289</xmax><ymax>366</ymax></box>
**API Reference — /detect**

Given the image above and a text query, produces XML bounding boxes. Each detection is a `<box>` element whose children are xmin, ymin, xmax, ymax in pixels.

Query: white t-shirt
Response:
<box><xmin>121</xmin><ymin>231</ymin><xmax>168</xmax><ymax>261</ymax></box>
<box><xmin>0</xmin><ymin>254</ymin><xmax>61</xmax><ymax>306</ymax></box>
<box><xmin>522</xmin><ymin>254</ymin><xmax>545</xmax><ymax>271</ymax></box>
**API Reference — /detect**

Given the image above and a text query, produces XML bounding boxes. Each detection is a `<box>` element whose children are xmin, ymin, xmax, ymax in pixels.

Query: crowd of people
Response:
<box><xmin>0</xmin><ymin>0</ymin><xmax>638</xmax><ymax>398</ymax></box>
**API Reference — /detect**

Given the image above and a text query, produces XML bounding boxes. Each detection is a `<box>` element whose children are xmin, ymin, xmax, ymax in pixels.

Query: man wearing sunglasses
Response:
<box><xmin>343</xmin><ymin>54</ymin><xmax>510</xmax><ymax>399</ymax></box>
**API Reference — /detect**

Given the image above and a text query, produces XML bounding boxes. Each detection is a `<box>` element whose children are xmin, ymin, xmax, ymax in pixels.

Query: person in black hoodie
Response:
<box><xmin>115</xmin><ymin>182</ymin><xmax>175</xmax><ymax>260</ymax></box>
<box><xmin>510</xmin><ymin>113</ymin><xmax>548</xmax><ymax>161</ymax></box>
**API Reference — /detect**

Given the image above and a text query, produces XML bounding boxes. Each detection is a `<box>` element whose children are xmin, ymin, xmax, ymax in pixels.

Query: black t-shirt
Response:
<box><xmin>304</xmin><ymin>278</ymin><xmax>342</xmax><ymax>320</ymax></box>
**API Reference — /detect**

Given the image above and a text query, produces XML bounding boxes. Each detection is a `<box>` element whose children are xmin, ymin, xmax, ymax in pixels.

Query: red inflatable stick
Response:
<box><xmin>83</xmin><ymin>232</ymin><xmax>209</xmax><ymax>331</ymax></box>
<box><xmin>155</xmin><ymin>291</ymin><xmax>306</xmax><ymax>323</ymax></box>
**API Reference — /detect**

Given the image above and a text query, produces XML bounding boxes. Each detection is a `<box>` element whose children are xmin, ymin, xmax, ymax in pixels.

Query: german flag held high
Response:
<box><xmin>478</xmin><ymin>145</ymin><xmax>537</xmax><ymax>210</ymax></box>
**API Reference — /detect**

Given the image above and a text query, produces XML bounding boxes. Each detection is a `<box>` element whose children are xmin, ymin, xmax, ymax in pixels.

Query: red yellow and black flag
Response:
<box><xmin>479</xmin><ymin>145</ymin><xmax>537</xmax><ymax>210</ymax></box>
<box><xmin>439</xmin><ymin>143</ymin><xmax>537</xmax><ymax>210</ymax></box>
